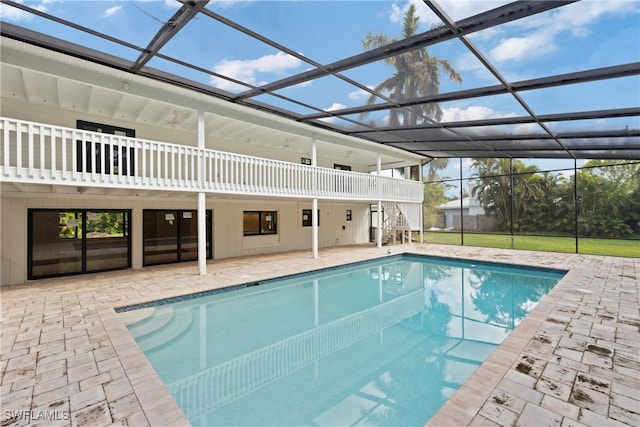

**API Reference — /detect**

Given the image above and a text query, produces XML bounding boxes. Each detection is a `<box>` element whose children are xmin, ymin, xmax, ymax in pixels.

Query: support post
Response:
<box><xmin>312</xmin><ymin>135</ymin><xmax>318</xmax><ymax>258</ymax></box>
<box><xmin>377</xmin><ymin>154</ymin><xmax>382</xmax><ymax>248</ymax></box>
<box><xmin>197</xmin><ymin>109</ymin><xmax>207</xmax><ymax>275</ymax></box>
<box><xmin>419</xmin><ymin>161</ymin><xmax>424</xmax><ymax>244</ymax></box>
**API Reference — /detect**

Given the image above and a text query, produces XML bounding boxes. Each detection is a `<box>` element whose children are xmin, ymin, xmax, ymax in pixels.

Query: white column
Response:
<box><xmin>311</xmin><ymin>135</ymin><xmax>318</xmax><ymax>258</ymax></box>
<box><xmin>198</xmin><ymin>192</ymin><xmax>206</xmax><ymax>274</ymax></box>
<box><xmin>419</xmin><ymin>162</ymin><xmax>424</xmax><ymax>244</ymax></box>
<box><xmin>197</xmin><ymin>110</ymin><xmax>207</xmax><ymax>275</ymax></box>
<box><xmin>376</xmin><ymin>154</ymin><xmax>382</xmax><ymax>248</ymax></box>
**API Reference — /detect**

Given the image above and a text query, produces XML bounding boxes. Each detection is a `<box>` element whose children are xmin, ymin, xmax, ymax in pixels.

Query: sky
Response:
<box><xmin>2</xmin><ymin>0</ymin><xmax>639</xmax><ymax>183</ymax></box>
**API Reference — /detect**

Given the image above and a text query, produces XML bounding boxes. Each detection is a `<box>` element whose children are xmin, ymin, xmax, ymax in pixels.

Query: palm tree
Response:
<box><xmin>361</xmin><ymin>4</ymin><xmax>462</xmax><ymax>126</ymax></box>
<box><xmin>470</xmin><ymin>158</ymin><xmax>542</xmax><ymax>232</ymax></box>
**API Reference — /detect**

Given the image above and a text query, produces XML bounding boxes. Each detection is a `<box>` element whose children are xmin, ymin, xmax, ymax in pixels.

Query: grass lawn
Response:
<box><xmin>421</xmin><ymin>232</ymin><xmax>640</xmax><ymax>258</ymax></box>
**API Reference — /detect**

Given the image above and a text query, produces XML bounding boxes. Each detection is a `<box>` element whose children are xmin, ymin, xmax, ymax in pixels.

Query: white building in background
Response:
<box><xmin>437</xmin><ymin>197</ymin><xmax>493</xmax><ymax>231</ymax></box>
<box><xmin>0</xmin><ymin>38</ymin><xmax>425</xmax><ymax>287</ymax></box>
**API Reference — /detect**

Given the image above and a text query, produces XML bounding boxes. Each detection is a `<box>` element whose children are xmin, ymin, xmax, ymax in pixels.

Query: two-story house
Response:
<box><xmin>0</xmin><ymin>36</ymin><xmax>424</xmax><ymax>287</ymax></box>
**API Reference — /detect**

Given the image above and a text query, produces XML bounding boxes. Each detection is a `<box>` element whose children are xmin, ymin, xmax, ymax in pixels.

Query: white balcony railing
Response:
<box><xmin>0</xmin><ymin>118</ymin><xmax>423</xmax><ymax>202</ymax></box>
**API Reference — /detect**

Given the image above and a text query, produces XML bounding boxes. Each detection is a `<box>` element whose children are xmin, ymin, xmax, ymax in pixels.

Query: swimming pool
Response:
<box><xmin>118</xmin><ymin>254</ymin><xmax>565</xmax><ymax>426</ymax></box>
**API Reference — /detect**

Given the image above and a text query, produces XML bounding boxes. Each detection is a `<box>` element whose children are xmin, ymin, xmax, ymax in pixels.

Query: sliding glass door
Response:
<box><xmin>143</xmin><ymin>210</ymin><xmax>212</xmax><ymax>266</ymax></box>
<box><xmin>28</xmin><ymin>209</ymin><xmax>131</xmax><ymax>279</ymax></box>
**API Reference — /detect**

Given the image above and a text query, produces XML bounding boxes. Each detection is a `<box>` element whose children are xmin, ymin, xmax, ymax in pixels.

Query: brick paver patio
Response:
<box><xmin>1</xmin><ymin>244</ymin><xmax>638</xmax><ymax>426</ymax></box>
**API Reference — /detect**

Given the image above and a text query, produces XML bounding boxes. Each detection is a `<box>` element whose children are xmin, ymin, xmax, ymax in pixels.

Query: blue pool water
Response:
<box><xmin>118</xmin><ymin>254</ymin><xmax>565</xmax><ymax>426</ymax></box>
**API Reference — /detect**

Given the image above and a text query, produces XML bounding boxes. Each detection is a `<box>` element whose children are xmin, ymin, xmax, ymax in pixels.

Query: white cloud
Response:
<box><xmin>348</xmin><ymin>86</ymin><xmax>375</xmax><ymax>101</ymax></box>
<box><xmin>103</xmin><ymin>5</ymin><xmax>122</xmax><ymax>17</ymax></box>
<box><xmin>490</xmin><ymin>32</ymin><xmax>557</xmax><ymax>62</ymax></box>
<box><xmin>325</xmin><ymin>102</ymin><xmax>346</xmax><ymax>112</ymax></box>
<box><xmin>389</xmin><ymin>2</ymin><xmax>406</xmax><ymax>23</ymax></box>
<box><xmin>435</xmin><ymin>0</ymin><xmax>511</xmax><ymax>22</ymax></box>
<box><xmin>210</xmin><ymin>51</ymin><xmax>303</xmax><ymax>92</ymax></box>
<box><xmin>489</xmin><ymin>0</ymin><xmax>637</xmax><ymax>62</ymax></box>
<box><xmin>388</xmin><ymin>0</ymin><xmax>637</xmax><ymax>65</ymax></box>
<box><xmin>209</xmin><ymin>0</ymin><xmax>252</xmax><ymax>10</ymax></box>
<box><xmin>318</xmin><ymin>103</ymin><xmax>347</xmax><ymax>123</ymax></box>
<box><xmin>513</xmin><ymin>122</ymin><xmax>543</xmax><ymax>134</ymax></box>
<box><xmin>0</xmin><ymin>0</ymin><xmax>48</xmax><ymax>20</ymax></box>
<box><xmin>164</xmin><ymin>0</ymin><xmax>181</xmax><ymax>9</ymax></box>
<box><xmin>441</xmin><ymin>105</ymin><xmax>513</xmax><ymax>122</ymax></box>
<box><xmin>452</xmin><ymin>158</ymin><xmax>475</xmax><ymax>171</ymax></box>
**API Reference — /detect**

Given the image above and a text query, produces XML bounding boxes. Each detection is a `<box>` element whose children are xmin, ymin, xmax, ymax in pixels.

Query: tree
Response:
<box><xmin>470</xmin><ymin>158</ymin><xmax>541</xmax><ymax>232</ymax></box>
<box><xmin>362</xmin><ymin>5</ymin><xmax>463</xmax><ymax>233</ymax></box>
<box><xmin>361</xmin><ymin>4</ymin><xmax>462</xmax><ymax>126</ymax></box>
<box><xmin>423</xmin><ymin>181</ymin><xmax>452</xmax><ymax>229</ymax></box>
<box><xmin>576</xmin><ymin>162</ymin><xmax>638</xmax><ymax>237</ymax></box>
<box><xmin>525</xmin><ymin>172</ymin><xmax>574</xmax><ymax>235</ymax></box>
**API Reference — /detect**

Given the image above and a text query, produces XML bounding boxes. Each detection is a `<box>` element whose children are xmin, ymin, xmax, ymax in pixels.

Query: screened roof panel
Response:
<box><xmin>572</xmin><ymin>149</ymin><xmax>640</xmax><ymax>159</ymax></box>
<box><xmin>545</xmin><ymin>117</ymin><xmax>640</xmax><ymax>134</ymax></box>
<box><xmin>500</xmin><ymin>150</ymin><xmax>576</xmax><ymax>159</ymax></box>
<box><xmin>8</xmin><ymin>0</ymin><xmax>170</xmax><ymax>47</ymax></box>
<box><xmin>158</xmin><ymin>13</ymin><xmax>310</xmax><ymax>90</ymax></box>
<box><xmin>271</xmin><ymin>74</ymin><xmax>371</xmax><ymax>117</ymax></box>
<box><xmin>435</xmin><ymin>94</ymin><xmax>532</xmax><ymax>123</ymax></box>
<box><xmin>481</xmin><ymin>139</ymin><xmax>563</xmax><ymax>152</ymax></box>
<box><xmin>0</xmin><ymin>9</ymin><xmax>143</xmax><ymax>62</ymax></box>
<box><xmin>435</xmin><ymin>0</ymin><xmax>513</xmax><ymax>21</ymax></box>
<box><xmin>518</xmin><ymin>76</ymin><xmax>640</xmax><ymax>116</ymax></box>
<box><xmin>423</xmin><ymin>38</ymin><xmax>503</xmax><ymax>93</ymax></box>
<box><xmin>468</xmin><ymin>1</ymin><xmax>640</xmax><ymax>81</ymax></box>
<box><xmin>206</xmin><ymin>1</ymin><xmax>406</xmax><ymax>65</ymax></box>
<box><xmin>0</xmin><ymin>0</ymin><xmax>638</xmax><ymax>161</ymax></box>
<box><xmin>391</xmin><ymin>140</ymin><xmax>495</xmax><ymax>151</ymax></box>
<box><xmin>248</xmin><ymin>93</ymin><xmax>321</xmax><ymax>116</ymax></box>
<box><xmin>143</xmin><ymin>55</ymin><xmax>246</xmax><ymax>94</ymax></box>
<box><xmin>561</xmin><ymin>137</ymin><xmax>640</xmax><ymax>150</ymax></box>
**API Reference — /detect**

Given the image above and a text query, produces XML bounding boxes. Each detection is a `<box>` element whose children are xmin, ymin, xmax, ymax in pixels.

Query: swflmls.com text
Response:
<box><xmin>3</xmin><ymin>409</ymin><xmax>71</xmax><ymax>421</ymax></box>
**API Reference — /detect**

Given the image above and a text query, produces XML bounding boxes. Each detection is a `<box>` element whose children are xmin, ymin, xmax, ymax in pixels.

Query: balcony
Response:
<box><xmin>0</xmin><ymin>118</ymin><xmax>423</xmax><ymax>203</ymax></box>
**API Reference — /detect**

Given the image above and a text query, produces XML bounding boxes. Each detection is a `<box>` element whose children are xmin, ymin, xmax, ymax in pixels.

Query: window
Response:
<box><xmin>302</xmin><ymin>209</ymin><xmax>320</xmax><ymax>227</ymax></box>
<box><xmin>76</xmin><ymin>120</ymin><xmax>136</xmax><ymax>175</ymax></box>
<box><xmin>334</xmin><ymin>163</ymin><xmax>353</xmax><ymax>193</ymax></box>
<box><xmin>346</xmin><ymin>210</ymin><xmax>352</xmax><ymax>221</ymax></box>
<box><xmin>244</xmin><ymin>211</ymin><xmax>277</xmax><ymax>235</ymax></box>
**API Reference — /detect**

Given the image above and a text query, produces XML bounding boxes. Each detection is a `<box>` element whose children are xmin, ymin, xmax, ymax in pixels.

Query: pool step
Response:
<box><xmin>119</xmin><ymin>307</ymin><xmax>156</xmax><ymax>326</ymax></box>
<box><xmin>129</xmin><ymin>307</ymin><xmax>193</xmax><ymax>352</ymax></box>
<box><xmin>126</xmin><ymin>306</ymin><xmax>175</xmax><ymax>340</ymax></box>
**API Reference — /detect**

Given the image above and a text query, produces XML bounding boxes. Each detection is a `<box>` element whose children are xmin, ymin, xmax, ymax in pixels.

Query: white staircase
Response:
<box><xmin>381</xmin><ymin>202</ymin><xmax>413</xmax><ymax>245</ymax></box>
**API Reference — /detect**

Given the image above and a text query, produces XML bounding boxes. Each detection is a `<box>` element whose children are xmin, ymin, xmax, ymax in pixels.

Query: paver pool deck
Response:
<box><xmin>1</xmin><ymin>244</ymin><xmax>639</xmax><ymax>426</ymax></box>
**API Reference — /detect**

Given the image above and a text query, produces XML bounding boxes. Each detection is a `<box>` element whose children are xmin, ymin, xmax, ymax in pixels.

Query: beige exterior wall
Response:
<box><xmin>0</xmin><ymin>193</ymin><xmax>372</xmax><ymax>286</ymax></box>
